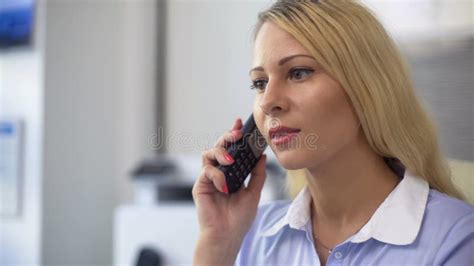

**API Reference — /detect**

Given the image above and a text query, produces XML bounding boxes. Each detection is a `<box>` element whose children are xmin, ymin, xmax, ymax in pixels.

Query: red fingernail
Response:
<box><xmin>224</xmin><ymin>153</ymin><xmax>234</xmax><ymax>163</ymax></box>
<box><xmin>222</xmin><ymin>184</ymin><xmax>229</xmax><ymax>194</ymax></box>
<box><xmin>232</xmin><ymin>118</ymin><xmax>240</xmax><ymax>127</ymax></box>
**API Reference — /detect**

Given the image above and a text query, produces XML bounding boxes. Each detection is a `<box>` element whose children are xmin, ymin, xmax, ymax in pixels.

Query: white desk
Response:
<box><xmin>113</xmin><ymin>204</ymin><xmax>199</xmax><ymax>266</ymax></box>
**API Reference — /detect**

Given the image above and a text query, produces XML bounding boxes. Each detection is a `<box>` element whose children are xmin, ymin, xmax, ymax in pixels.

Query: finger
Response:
<box><xmin>246</xmin><ymin>154</ymin><xmax>267</xmax><ymax>194</ymax></box>
<box><xmin>214</xmin><ymin>129</ymin><xmax>243</xmax><ymax>148</ymax></box>
<box><xmin>197</xmin><ymin>164</ymin><xmax>228</xmax><ymax>194</ymax></box>
<box><xmin>202</xmin><ymin>147</ymin><xmax>235</xmax><ymax>167</ymax></box>
<box><xmin>230</xmin><ymin>117</ymin><xmax>243</xmax><ymax>131</ymax></box>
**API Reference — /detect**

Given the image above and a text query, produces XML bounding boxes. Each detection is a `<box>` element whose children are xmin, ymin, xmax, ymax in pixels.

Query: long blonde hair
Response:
<box><xmin>255</xmin><ymin>0</ymin><xmax>466</xmax><ymax>201</ymax></box>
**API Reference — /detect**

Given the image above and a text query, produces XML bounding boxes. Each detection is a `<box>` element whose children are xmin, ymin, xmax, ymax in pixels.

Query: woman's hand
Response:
<box><xmin>192</xmin><ymin>118</ymin><xmax>267</xmax><ymax>266</ymax></box>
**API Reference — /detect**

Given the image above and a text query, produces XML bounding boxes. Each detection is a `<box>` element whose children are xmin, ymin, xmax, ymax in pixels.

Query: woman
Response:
<box><xmin>192</xmin><ymin>1</ymin><xmax>474</xmax><ymax>265</ymax></box>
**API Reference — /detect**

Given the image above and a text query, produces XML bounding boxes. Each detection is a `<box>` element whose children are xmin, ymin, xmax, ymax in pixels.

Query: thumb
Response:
<box><xmin>247</xmin><ymin>154</ymin><xmax>267</xmax><ymax>194</ymax></box>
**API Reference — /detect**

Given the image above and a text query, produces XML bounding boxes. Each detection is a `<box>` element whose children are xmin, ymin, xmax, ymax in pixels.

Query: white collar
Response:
<box><xmin>260</xmin><ymin>169</ymin><xmax>429</xmax><ymax>245</ymax></box>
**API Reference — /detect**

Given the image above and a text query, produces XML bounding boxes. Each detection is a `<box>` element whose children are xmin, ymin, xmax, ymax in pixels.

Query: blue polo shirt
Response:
<box><xmin>235</xmin><ymin>170</ymin><xmax>474</xmax><ymax>265</ymax></box>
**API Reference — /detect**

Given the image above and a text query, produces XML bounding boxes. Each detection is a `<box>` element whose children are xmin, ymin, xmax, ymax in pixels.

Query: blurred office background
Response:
<box><xmin>0</xmin><ymin>0</ymin><xmax>472</xmax><ymax>265</ymax></box>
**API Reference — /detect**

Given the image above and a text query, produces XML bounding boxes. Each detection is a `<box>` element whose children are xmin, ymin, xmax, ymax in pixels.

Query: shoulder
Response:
<box><xmin>425</xmin><ymin>189</ymin><xmax>474</xmax><ymax>221</ymax></box>
<box><xmin>423</xmin><ymin>189</ymin><xmax>474</xmax><ymax>264</ymax></box>
<box><xmin>423</xmin><ymin>188</ymin><xmax>474</xmax><ymax>236</ymax></box>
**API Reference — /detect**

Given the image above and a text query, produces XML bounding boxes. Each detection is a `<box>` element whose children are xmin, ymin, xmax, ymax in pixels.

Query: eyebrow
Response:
<box><xmin>249</xmin><ymin>54</ymin><xmax>316</xmax><ymax>75</ymax></box>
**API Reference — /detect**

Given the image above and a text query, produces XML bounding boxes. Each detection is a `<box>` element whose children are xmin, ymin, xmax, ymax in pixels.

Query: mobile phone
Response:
<box><xmin>217</xmin><ymin>114</ymin><xmax>268</xmax><ymax>193</ymax></box>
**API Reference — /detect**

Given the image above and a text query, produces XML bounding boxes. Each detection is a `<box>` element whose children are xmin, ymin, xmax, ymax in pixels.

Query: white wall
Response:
<box><xmin>0</xmin><ymin>44</ymin><xmax>43</xmax><ymax>266</ymax></box>
<box><xmin>0</xmin><ymin>2</ymin><xmax>45</xmax><ymax>265</ymax></box>
<box><xmin>362</xmin><ymin>0</ymin><xmax>473</xmax><ymax>42</ymax></box>
<box><xmin>42</xmin><ymin>1</ymin><xmax>157</xmax><ymax>265</ymax></box>
<box><xmin>165</xmin><ymin>0</ymin><xmax>271</xmax><ymax>154</ymax></box>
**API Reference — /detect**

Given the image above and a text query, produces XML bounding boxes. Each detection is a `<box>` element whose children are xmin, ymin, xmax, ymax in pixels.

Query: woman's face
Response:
<box><xmin>251</xmin><ymin>22</ymin><xmax>361</xmax><ymax>170</ymax></box>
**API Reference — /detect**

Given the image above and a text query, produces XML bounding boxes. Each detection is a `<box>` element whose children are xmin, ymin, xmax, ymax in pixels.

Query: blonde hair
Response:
<box><xmin>255</xmin><ymin>0</ymin><xmax>466</xmax><ymax>201</ymax></box>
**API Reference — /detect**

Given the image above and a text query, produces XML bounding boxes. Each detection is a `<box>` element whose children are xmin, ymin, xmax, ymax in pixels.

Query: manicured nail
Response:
<box><xmin>224</xmin><ymin>153</ymin><xmax>234</xmax><ymax>163</ymax></box>
<box><xmin>222</xmin><ymin>184</ymin><xmax>229</xmax><ymax>194</ymax></box>
<box><xmin>232</xmin><ymin>118</ymin><xmax>239</xmax><ymax>125</ymax></box>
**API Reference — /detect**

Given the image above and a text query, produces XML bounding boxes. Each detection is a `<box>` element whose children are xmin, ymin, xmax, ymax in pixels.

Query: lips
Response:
<box><xmin>268</xmin><ymin>126</ymin><xmax>301</xmax><ymax>145</ymax></box>
<box><xmin>269</xmin><ymin>126</ymin><xmax>301</xmax><ymax>138</ymax></box>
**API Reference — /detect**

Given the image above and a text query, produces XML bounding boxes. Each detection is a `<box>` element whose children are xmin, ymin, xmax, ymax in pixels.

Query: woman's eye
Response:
<box><xmin>289</xmin><ymin>68</ymin><xmax>314</xmax><ymax>81</ymax></box>
<box><xmin>250</xmin><ymin>79</ymin><xmax>268</xmax><ymax>92</ymax></box>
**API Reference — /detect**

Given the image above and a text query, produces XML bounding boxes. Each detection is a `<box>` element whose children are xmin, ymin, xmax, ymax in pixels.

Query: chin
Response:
<box><xmin>273</xmin><ymin>149</ymin><xmax>311</xmax><ymax>170</ymax></box>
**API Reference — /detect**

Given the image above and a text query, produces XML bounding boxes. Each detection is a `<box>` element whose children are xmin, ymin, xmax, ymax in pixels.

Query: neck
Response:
<box><xmin>306</xmin><ymin>132</ymin><xmax>401</xmax><ymax>235</ymax></box>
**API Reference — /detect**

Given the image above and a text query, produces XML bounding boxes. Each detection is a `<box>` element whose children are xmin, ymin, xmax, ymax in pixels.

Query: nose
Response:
<box><xmin>258</xmin><ymin>80</ymin><xmax>289</xmax><ymax>116</ymax></box>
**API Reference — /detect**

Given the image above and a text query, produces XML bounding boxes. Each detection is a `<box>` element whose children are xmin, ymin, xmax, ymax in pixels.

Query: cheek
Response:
<box><xmin>303</xmin><ymin>77</ymin><xmax>357</xmax><ymax>128</ymax></box>
<box><xmin>320</xmin><ymin>97</ymin><xmax>359</xmax><ymax>143</ymax></box>
<box><xmin>325</xmin><ymin>88</ymin><xmax>359</xmax><ymax>130</ymax></box>
<box><xmin>253</xmin><ymin>97</ymin><xmax>266</xmax><ymax>133</ymax></box>
<box><xmin>300</xmin><ymin>82</ymin><xmax>359</xmax><ymax>154</ymax></box>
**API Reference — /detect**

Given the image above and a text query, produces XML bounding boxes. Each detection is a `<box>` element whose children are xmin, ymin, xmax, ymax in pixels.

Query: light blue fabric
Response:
<box><xmin>235</xmin><ymin>174</ymin><xmax>474</xmax><ymax>266</ymax></box>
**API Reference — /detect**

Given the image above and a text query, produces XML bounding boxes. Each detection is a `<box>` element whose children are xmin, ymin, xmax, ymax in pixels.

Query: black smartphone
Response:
<box><xmin>217</xmin><ymin>114</ymin><xmax>268</xmax><ymax>193</ymax></box>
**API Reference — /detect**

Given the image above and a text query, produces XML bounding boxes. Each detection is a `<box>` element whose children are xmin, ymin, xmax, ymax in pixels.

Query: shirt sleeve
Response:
<box><xmin>234</xmin><ymin>207</ymin><xmax>264</xmax><ymax>266</ymax></box>
<box><xmin>234</xmin><ymin>201</ymin><xmax>290</xmax><ymax>266</ymax></box>
<box><xmin>433</xmin><ymin>212</ymin><xmax>474</xmax><ymax>265</ymax></box>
